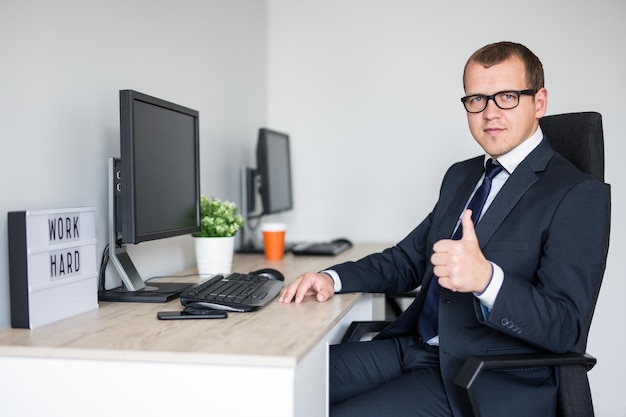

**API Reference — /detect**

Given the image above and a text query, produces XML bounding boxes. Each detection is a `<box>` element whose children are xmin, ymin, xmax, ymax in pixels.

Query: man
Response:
<box><xmin>279</xmin><ymin>41</ymin><xmax>610</xmax><ymax>417</ymax></box>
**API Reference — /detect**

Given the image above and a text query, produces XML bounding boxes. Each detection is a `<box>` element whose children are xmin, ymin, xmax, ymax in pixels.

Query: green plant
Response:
<box><xmin>193</xmin><ymin>196</ymin><xmax>244</xmax><ymax>238</ymax></box>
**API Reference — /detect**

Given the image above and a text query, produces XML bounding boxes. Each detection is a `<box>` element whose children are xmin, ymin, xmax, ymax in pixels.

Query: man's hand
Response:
<box><xmin>430</xmin><ymin>209</ymin><xmax>492</xmax><ymax>293</ymax></box>
<box><xmin>278</xmin><ymin>272</ymin><xmax>335</xmax><ymax>304</ymax></box>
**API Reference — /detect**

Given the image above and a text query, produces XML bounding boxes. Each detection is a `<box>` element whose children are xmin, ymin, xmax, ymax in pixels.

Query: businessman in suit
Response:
<box><xmin>279</xmin><ymin>41</ymin><xmax>610</xmax><ymax>417</ymax></box>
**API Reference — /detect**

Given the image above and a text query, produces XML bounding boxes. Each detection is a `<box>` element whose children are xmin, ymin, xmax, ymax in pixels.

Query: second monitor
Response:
<box><xmin>238</xmin><ymin>128</ymin><xmax>351</xmax><ymax>257</ymax></box>
<box><xmin>239</xmin><ymin>128</ymin><xmax>293</xmax><ymax>252</ymax></box>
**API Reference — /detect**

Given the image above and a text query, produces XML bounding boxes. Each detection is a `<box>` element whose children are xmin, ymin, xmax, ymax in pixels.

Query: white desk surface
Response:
<box><xmin>0</xmin><ymin>243</ymin><xmax>389</xmax><ymax>368</ymax></box>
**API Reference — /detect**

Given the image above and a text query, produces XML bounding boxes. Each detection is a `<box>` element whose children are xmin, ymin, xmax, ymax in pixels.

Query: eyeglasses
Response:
<box><xmin>460</xmin><ymin>89</ymin><xmax>538</xmax><ymax>113</ymax></box>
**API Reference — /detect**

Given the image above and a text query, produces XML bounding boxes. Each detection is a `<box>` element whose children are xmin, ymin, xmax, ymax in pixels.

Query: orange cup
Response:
<box><xmin>261</xmin><ymin>223</ymin><xmax>286</xmax><ymax>261</ymax></box>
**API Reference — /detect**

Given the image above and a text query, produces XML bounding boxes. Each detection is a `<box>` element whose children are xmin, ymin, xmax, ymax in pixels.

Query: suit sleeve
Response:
<box><xmin>331</xmin><ymin>212</ymin><xmax>434</xmax><ymax>294</ymax></box>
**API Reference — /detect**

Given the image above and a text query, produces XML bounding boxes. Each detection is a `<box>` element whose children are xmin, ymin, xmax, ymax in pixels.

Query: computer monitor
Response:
<box><xmin>257</xmin><ymin>128</ymin><xmax>293</xmax><ymax>215</ymax></box>
<box><xmin>239</xmin><ymin>128</ymin><xmax>293</xmax><ymax>251</ymax></box>
<box><xmin>102</xmin><ymin>90</ymin><xmax>201</xmax><ymax>301</ymax></box>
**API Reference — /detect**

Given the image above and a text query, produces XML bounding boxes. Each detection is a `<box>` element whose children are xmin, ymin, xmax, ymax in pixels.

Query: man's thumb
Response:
<box><xmin>461</xmin><ymin>209</ymin><xmax>478</xmax><ymax>241</ymax></box>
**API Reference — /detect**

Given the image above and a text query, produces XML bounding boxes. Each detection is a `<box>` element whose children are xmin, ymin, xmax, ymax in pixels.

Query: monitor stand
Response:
<box><xmin>98</xmin><ymin>248</ymin><xmax>194</xmax><ymax>302</ymax></box>
<box><xmin>98</xmin><ymin>157</ymin><xmax>195</xmax><ymax>303</ymax></box>
<box><xmin>98</xmin><ymin>282</ymin><xmax>192</xmax><ymax>303</ymax></box>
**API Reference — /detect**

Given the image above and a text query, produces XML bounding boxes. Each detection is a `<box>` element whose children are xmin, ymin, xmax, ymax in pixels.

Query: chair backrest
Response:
<box><xmin>539</xmin><ymin>111</ymin><xmax>605</xmax><ymax>182</ymax></box>
<box><xmin>539</xmin><ymin>111</ymin><xmax>611</xmax><ymax>417</ymax></box>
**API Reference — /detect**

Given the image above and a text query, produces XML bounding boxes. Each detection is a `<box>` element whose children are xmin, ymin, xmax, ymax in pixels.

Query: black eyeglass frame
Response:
<box><xmin>460</xmin><ymin>89</ymin><xmax>538</xmax><ymax>113</ymax></box>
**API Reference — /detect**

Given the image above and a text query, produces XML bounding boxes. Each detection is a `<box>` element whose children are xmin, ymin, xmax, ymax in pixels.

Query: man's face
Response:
<box><xmin>463</xmin><ymin>56</ymin><xmax>548</xmax><ymax>158</ymax></box>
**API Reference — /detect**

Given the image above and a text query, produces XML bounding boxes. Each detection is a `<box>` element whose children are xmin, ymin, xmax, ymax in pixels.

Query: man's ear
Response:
<box><xmin>535</xmin><ymin>87</ymin><xmax>548</xmax><ymax>118</ymax></box>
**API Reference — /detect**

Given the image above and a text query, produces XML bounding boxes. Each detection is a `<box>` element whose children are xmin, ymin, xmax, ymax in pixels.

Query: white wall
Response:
<box><xmin>0</xmin><ymin>1</ymin><xmax>267</xmax><ymax>315</ymax></box>
<box><xmin>2</xmin><ymin>0</ymin><xmax>624</xmax><ymax>414</ymax></box>
<box><xmin>267</xmin><ymin>0</ymin><xmax>626</xmax><ymax>415</ymax></box>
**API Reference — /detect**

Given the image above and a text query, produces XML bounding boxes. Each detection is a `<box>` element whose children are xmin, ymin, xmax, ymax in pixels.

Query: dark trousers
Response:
<box><xmin>329</xmin><ymin>336</ymin><xmax>453</xmax><ymax>417</ymax></box>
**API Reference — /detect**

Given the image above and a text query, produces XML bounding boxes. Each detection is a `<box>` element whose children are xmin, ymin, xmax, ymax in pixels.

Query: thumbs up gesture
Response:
<box><xmin>431</xmin><ymin>209</ymin><xmax>493</xmax><ymax>293</ymax></box>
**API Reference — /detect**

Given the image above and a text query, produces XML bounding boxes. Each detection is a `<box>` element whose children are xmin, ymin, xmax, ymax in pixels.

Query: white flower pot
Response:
<box><xmin>193</xmin><ymin>236</ymin><xmax>235</xmax><ymax>276</ymax></box>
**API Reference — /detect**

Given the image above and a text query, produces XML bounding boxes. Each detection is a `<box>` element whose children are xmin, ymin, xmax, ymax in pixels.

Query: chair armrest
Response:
<box><xmin>453</xmin><ymin>351</ymin><xmax>596</xmax><ymax>417</ymax></box>
<box><xmin>340</xmin><ymin>320</ymin><xmax>391</xmax><ymax>343</ymax></box>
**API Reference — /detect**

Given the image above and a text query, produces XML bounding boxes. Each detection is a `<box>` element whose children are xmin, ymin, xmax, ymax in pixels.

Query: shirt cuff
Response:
<box><xmin>474</xmin><ymin>262</ymin><xmax>503</xmax><ymax>311</ymax></box>
<box><xmin>321</xmin><ymin>270</ymin><xmax>342</xmax><ymax>293</ymax></box>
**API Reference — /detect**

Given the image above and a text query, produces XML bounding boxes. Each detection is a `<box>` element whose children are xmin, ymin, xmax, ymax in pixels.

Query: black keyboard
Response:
<box><xmin>179</xmin><ymin>272</ymin><xmax>283</xmax><ymax>312</ymax></box>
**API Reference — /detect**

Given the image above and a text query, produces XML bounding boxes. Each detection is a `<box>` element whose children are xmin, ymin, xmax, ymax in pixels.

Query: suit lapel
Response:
<box><xmin>474</xmin><ymin>167</ymin><xmax>536</xmax><ymax>246</ymax></box>
<box><xmin>475</xmin><ymin>139</ymin><xmax>555</xmax><ymax>247</ymax></box>
<box><xmin>437</xmin><ymin>159</ymin><xmax>484</xmax><ymax>241</ymax></box>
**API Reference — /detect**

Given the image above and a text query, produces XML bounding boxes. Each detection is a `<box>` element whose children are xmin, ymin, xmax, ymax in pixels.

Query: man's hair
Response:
<box><xmin>463</xmin><ymin>41</ymin><xmax>544</xmax><ymax>90</ymax></box>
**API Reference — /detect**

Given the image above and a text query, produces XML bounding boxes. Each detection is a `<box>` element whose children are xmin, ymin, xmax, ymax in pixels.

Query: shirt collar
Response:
<box><xmin>485</xmin><ymin>126</ymin><xmax>543</xmax><ymax>174</ymax></box>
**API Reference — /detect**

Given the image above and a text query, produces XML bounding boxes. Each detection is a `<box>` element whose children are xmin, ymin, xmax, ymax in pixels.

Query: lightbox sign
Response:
<box><xmin>8</xmin><ymin>207</ymin><xmax>98</xmax><ymax>329</ymax></box>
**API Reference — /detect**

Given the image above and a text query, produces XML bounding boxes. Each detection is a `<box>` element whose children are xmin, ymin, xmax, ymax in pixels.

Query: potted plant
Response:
<box><xmin>192</xmin><ymin>195</ymin><xmax>244</xmax><ymax>275</ymax></box>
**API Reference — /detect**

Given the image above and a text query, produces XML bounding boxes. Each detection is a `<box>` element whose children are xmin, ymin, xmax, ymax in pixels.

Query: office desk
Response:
<box><xmin>0</xmin><ymin>243</ymin><xmax>388</xmax><ymax>417</ymax></box>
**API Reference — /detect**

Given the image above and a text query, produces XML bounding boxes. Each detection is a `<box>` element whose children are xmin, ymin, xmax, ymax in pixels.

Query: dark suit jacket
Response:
<box><xmin>332</xmin><ymin>139</ymin><xmax>610</xmax><ymax>417</ymax></box>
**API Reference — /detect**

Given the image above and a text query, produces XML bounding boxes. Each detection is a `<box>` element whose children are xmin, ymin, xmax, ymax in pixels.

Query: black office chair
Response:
<box><xmin>342</xmin><ymin>112</ymin><xmax>611</xmax><ymax>417</ymax></box>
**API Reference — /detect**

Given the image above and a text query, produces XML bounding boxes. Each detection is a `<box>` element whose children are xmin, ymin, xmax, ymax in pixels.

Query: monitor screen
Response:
<box><xmin>118</xmin><ymin>90</ymin><xmax>200</xmax><ymax>244</ymax></box>
<box><xmin>256</xmin><ymin>128</ymin><xmax>293</xmax><ymax>215</ymax></box>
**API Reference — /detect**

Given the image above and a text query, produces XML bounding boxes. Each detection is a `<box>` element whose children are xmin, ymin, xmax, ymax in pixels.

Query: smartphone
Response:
<box><xmin>157</xmin><ymin>309</ymin><xmax>228</xmax><ymax>320</ymax></box>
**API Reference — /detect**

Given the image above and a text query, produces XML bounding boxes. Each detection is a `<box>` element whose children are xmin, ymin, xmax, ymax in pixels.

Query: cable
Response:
<box><xmin>98</xmin><ymin>244</ymin><xmax>109</xmax><ymax>291</ymax></box>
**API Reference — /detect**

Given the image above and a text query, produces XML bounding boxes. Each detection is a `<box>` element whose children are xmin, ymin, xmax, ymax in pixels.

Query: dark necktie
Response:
<box><xmin>417</xmin><ymin>158</ymin><xmax>504</xmax><ymax>342</ymax></box>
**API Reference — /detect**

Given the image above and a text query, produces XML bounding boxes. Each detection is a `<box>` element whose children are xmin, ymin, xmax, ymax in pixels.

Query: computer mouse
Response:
<box><xmin>250</xmin><ymin>268</ymin><xmax>285</xmax><ymax>281</ymax></box>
